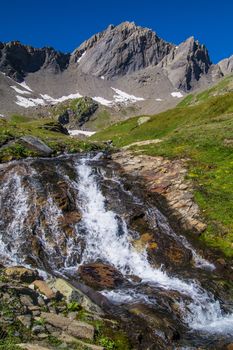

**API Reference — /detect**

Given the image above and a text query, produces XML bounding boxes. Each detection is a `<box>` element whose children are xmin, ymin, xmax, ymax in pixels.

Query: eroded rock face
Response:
<box><xmin>112</xmin><ymin>150</ymin><xmax>207</xmax><ymax>235</ymax></box>
<box><xmin>78</xmin><ymin>263</ymin><xmax>125</xmax><ymax>290</ymax></box>
<box><xmin>158</xmin><ymin>36</ymin><xmax>212</xmax><ymax>90</ymax></box>
<box><xmin>71</xmin><ymin>21</ymin><xmax>174</xmax><ymax>79</ymax></box>
<box><xmin>217</xmin><ymin>55</ymin><xmax>233</xmax><ymax>76</ymax></box>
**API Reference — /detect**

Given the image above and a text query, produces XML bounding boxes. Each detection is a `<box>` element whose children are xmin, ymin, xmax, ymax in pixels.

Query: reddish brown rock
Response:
<box><xmin>78</xmin><ymin>263</ymin><xmax>125</xmax><ymax>290</ymax></box>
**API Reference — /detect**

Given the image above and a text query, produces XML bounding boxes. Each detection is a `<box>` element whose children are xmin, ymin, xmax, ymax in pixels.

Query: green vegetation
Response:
<box><xmin>0</xmin><ymin>115</ymin><xmax>104</xmax><ymax>162</ymax></box>
<box><xmin>92</xmin><ymin>91</ymin><xmax>233</xmax><ymax>258</ymax></box>
<box><xmin>94</xmin><ymin>321</ymin><xmax>131</xmax><ymax>350</ymax></box>
<box><xmin>179</xmin><ymin>74</ymin><xmax>233</xmax><ymax>107</ymax></box>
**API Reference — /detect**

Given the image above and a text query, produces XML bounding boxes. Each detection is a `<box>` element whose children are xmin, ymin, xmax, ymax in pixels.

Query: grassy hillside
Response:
<box><xmin>91</xmin><ymin>88</ymin><xmax>233</xmax><ymax>258</ymax></box>
<box><xmin>0</xmin><ymin>115</ymin><xmax>102</xmax><ymax>162</ymax></box>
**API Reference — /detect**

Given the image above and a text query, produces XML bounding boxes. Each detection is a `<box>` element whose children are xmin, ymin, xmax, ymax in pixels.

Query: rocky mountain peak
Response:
<box><xmin>158</xmin><ymin>36</ymin><xmax>212</xmax><ymax>90</ymax></box>
<box><xmin>71</xmin><ymin>21</ymin><xmax>174</xmax><ymax>79</ymax></box>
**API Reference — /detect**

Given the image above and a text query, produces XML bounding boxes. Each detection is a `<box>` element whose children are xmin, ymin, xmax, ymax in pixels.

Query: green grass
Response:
<box><xmin>92</xmin><ymin>92</ymin><xmax>233</xmax><ymax>258</ymax></box>
<box><xmin>179</xmin><ymin>74</ymin><xmax>233</xmax><ymax>107</ymax></box>
<box><xmin>0</xmin><ymin>115</ymin><xmax>104</xmax><ymax>162</ymax></box>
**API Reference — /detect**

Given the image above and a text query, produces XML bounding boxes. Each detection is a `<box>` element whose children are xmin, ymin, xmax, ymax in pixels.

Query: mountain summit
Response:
<box><xmin>71</xmin><ymin>22</ymin><xmax>173</xmax><ymax>79</ymax></box>
<box><xmin>0</xmin><ymin>22</ymin><xmax>232</xmax><ymax>117</ymax></box>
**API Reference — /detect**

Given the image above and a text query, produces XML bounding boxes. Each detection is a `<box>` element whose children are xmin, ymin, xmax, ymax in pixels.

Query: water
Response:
<box><xmin>76</xmin><ymin>158</ymin><xmax>233</xmax><ymax>334</ymax></box>
<box><xmin>0</xmin><ymin>155</ymin><xmax>232</xmax><ymax>344</ymax></box>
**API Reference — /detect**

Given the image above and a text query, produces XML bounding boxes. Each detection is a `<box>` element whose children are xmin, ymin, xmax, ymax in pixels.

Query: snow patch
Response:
<box><xmin>93</xmin><ymin>97</ymin><xmax>113</xmax><ymax>107</ymax></box>
<box><xmin>15</xmin><ymin>96</ymin><xmax>45</xmax><ymax>108</ymax></box>
<box><xmin>171</xmin><ymin>91</ymin><xmax>183</xmax><ymax>98</ymax></box>
<box><xmin>101</xmin><ymin>76</ymin><xmax>105</xmax><ymax>80</ymax></box>
<box><xmin>0</xmin><ymin>114</ymin><xmax>5</xmax><ymax>118</ymax></box>
<box><xmin>111</xmin><ymin>87</ymin><xmax>145</xmax><ymax>104</ymax></box>
<box><xmin>41</xmin><ymin>92</ymin><xmax>82</xmax><ymax>104</ymax></box>
<box><xmin>15</xmin><ymin>91</ymin><xmax>83</xmax><ymax>108</ymax></box>
<box><xmin>69</xmin><ymin>130</ymin><xmax>96</xmax><ymax>137</ymax></box>
<box><xmin>77</xmin><ymin>51</ymin><xmax>86</xmax><ymax>63</ymax></box>
<box><xmin>10</xmin><ymin>86</ymin><xmax>32</xmax><ymax>95</ymax></box>
<box><xmin>156</xmin><ymin>98</ymin><xmax>163</xmax><ymax>101</ymax></box>
<box><xmin>17</xmin><ymin>81</ymin><xmax>33</xmax><ymax>92</ymax></box>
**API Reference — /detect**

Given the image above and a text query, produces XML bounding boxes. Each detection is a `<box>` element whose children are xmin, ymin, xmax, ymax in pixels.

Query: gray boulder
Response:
<box><xmin>19</xmin><ymin>136</ymin><xmax>53</xmax><ymax>156</ymax></box>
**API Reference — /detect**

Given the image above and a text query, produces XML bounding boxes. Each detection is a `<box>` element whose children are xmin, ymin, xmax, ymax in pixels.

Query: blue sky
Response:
<box><xmin>1</xmin><ymin>0</ymin><xmax>232</xmax><ymax>63</ymax></box>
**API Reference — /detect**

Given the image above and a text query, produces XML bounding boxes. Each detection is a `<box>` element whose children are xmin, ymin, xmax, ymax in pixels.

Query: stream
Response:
<box><xmin>0</xmin><ymin>153</ymin><xmax>232</xmax><ymax>349</ymax></box>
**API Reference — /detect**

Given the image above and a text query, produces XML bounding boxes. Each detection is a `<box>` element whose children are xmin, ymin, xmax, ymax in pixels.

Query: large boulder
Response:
<box><xmin>19</xmin><ymin>136</ymin><xmax>53</xmax><ymax>156</ymax></box>
<box><xmin>78</xmin><ymin>263</ymin><xmax>125</xmax><ymax>290</ymax></box>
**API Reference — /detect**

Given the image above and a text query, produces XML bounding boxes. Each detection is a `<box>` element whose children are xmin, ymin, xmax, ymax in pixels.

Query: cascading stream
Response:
<box><xmin>76</xmin><ymin>158</ymin><xmax>233</xmax><ymax>334</ymax></box>
<box><xmin>0</xmin><ymin>155</ymin><xmax>233</xmax><ymax>340</ymax></box>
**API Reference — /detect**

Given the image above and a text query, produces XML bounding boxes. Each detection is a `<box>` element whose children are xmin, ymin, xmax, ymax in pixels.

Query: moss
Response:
<box><xmin>93</xmin><ymin>320</ymin><xmax>131</xmax><ymax>350</ymax></box>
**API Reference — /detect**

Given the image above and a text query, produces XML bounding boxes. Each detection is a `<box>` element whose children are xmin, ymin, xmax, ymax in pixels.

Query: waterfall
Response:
<box><xmin>0</xmin><ymin>155</ymin><xmax>232</xmax><ymax>339</ymax></box>
<box><xmin>76</xmin><ymin>159</ymin><xmax>233</xmax><ymax>334</ymax></box>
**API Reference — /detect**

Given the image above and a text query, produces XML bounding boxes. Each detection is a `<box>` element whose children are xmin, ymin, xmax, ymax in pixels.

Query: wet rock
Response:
<box><xmin>32</xmin><ymin>280</ymin><xmax>56</xmax><ymax>299</ymax></box>
<box><xmin>128</xmin><ymin>303</ymin><xmax>181</xmax><ymax>344</ymax></box>
<box><xmin>132</xmin><ymin>233</ymin><xmax>158</xmax><ymax>252</ymax></box>
<box><xmin>19</xmin><ymin>136</ymin><xmax>53</xmax><ymax>156</ymax></box>
<box><xmin>78</xmin><ymin>263</ymin><xmax>125</xmax><ymax>290</ymax></box>
<box><xmin>4</xmin><ymin>266</ymin><xmax>39</xmax><ymax>283</ymax></box>
<box><xmin>164</xmin><ymin>244</ymin><xmax>192</xmax><ymax>265</ymax></box>
<box><xmin>40</xmin><ymin>312</ymin><xmax>94</xmax><ymax>340</ymax></box>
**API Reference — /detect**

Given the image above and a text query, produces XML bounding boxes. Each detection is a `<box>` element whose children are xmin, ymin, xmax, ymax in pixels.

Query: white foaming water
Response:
<box><xmin>102</xmin><ymin>289</ymin><xmax>152</xmax><ymax>305</ymax></box>
<box><xmin>76</xmin><ymin>160</ymin><xmax>233</xmax><ymax>334</ymax></box>
<box><xmin>0</xmin><ymin>172</ymin><xmax>30</xmax><ymax>265</ymax></box>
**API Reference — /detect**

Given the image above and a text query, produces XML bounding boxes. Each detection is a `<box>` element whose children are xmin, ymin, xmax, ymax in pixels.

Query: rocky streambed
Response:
<box><xmin>0</xmin><ymin>152</ymin><xmax>233</xmax><ymax>349</ymax></box>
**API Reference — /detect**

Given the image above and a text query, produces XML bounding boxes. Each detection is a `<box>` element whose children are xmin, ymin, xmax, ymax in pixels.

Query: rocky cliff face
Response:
<box><xmin>217</xmin><ymin>55</ymin><xmax>233</xmax><ymax>75</ymax></box>
<box><xmin>0</xmin><ymin>41</ymin><xmax>70</xmax><ymax>81</ymax></box>
<box><xmin>158</xmin><ymin>37</ymin><xmax>212</xmax><ymax>90</ymax></box>
<box><xmin>71</xmin><ymin>21</ymin><xmax>174</xmax><ymax>79</ymax></box>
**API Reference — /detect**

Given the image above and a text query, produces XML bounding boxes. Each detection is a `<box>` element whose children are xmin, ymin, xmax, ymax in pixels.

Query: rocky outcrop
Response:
<box><xmin>158</xmin><ymin>36</ymin><xmax>212</xmax><ymax>90</ymax></box>
<box><xmin>113</xmin><ymin>150</ymin><xmax>207</xmax><ymax>234</ymax></box>
<box><xmin>39</xmin><ymin>121</ymin><xmax>69</xmax><ymax>134</ymax></box>
<box><xmin>57</xmin><ymin>97</ymin><xmax>99</xmax><ymax>127</ymax></box>
<box><xmin>71</xmin><ymin>21</ymin><xmax>174</xmax><ymax>79</ymax></box>
<box><xmin>0</xmin><ymin>41</ymin><xmax>70</xmax><ymax>81</ymax></box>
<box><xmin>0</xmin><ymin>266</ymin><xmax>128</xmax><ymax>349</ymax></box>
